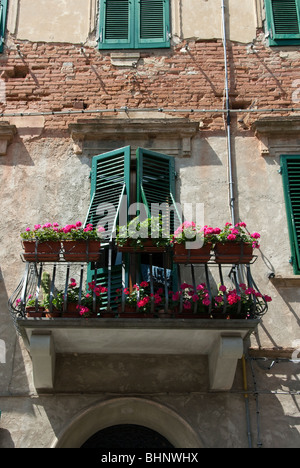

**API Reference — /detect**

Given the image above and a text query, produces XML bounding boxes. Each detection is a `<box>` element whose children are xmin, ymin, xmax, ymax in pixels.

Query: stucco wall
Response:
<box><xmin>7</xmin><ymin>0</ymin><xmax>258</xmax><ymax>45</ymax></box>
<box><xmin>0</xmin><ymin>0</ymin><xmax>299</xmax><ymax>450</ymax></box>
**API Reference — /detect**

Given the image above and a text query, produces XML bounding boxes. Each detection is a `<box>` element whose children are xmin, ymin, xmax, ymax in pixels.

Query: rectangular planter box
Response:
<box><xmin>23</xmin><ymin>241</ymin><xmax>61</xmax><ymax>262</ymax></box>
<box><xmin>173</xmin><ymin>242</ymin><xmax>212</xmax><ymax>264</ymax></box>
<box><xmin>62</xmin><ymin>240</ymin><xmax>101</xmax><ymax>262</ymax></box>
<box><xmin>214</xmin><ymin>242</ymin><xmax>254</xmax><ymax>264</ymax></box>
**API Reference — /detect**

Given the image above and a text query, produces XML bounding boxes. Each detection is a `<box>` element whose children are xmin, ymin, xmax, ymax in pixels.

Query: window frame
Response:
<box><xmin>281</xmin><ymin>154</ymin><xmax>300</xmax><ymax>275</ymax></box>
<box><xmin>98</xmin><ymin>0</ymin><xmax>171</xmax><ymax>50</ymax></box>
<box><xmin>265</xmin><ymin>0</ymin><xmax>300</xmax><ymax>46</ymax></box>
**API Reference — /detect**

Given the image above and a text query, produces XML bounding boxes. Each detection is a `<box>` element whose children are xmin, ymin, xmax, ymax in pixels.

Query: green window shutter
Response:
<box><xmin>136</xmin><ymin>148</ymin><xmax>180</xmax><ymax>290</ymax></box>
<box><xmin>85</xmin><ymin>146</ymin><xmax>131</xmax><ymax>308</ymax></box>
<box><xmin>137</xmin><ymin>0</ymin><xmax>170</xmax><ymax>49</ymax></box>
<box><xmin>86</xmin><ymin>146</ymin><xmax>131</xmax><ymax>234</ymax></box>
<box><xmin>0</xmin><ymin>0</ymin><xmax>8</xmax><ymax>53</ymax></box>
<box><xmin>281</xmin><ymin>155</ymin><xmax>300</xmax><ymax>274</ymax></box>
<box><xmin>99</xmin><ymin>0</ymin><xmax>170</xmax><ymax>50</ymax></box>
<box><xmin>265</xmin><ymin>0</ymin><xmax>300</xmax><ymax>45</ymax></box>
<box><xmin>99</xmin><ymin>0</ymin><xmax>134</xmax><ymax>49</ymax></box>
<box><xmin>136</xmin><ymin>148</ymin><xmax>181</xmax><ymax>234</ymax></box>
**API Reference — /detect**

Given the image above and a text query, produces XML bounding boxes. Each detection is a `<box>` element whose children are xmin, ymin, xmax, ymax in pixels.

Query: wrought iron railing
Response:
<box><xmin>8</xmin><ymin>243</ymin><xmax>269</xmax><ymax>329</ymax></box>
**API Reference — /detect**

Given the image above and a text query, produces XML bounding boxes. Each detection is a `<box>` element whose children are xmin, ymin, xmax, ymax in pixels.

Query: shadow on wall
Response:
<box><xmin>0</xmin><ymin>138</ymin><xmax>34</xmax><ymax>167</ymax></box>
<box><xmin>0</xmin><ymin>429</ymin><xmax>15</xmax><ymax>448</ymax></box>
<box><xmin>0</xmin><ymin>266</ymin><xmax>34</xmax><ymax>448</ymax></box>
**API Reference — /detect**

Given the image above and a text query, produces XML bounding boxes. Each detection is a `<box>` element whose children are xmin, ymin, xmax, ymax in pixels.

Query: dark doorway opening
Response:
<box><xmin>81</xmin><ymin>424</ymin><xmax>174</xmax><ymax>449</ymax></box>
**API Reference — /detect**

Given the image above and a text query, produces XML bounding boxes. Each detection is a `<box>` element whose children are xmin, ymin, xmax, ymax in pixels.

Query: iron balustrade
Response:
<box><xmin>8</xmin><ymin>243</ymin><xmax>268</xmax><ymax>328</ymax></box>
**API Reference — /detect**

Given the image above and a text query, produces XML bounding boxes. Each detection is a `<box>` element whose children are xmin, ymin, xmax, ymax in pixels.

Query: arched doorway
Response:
<box><xmin>54</xmin><ymin>398</ymin><xmax>202</xmax><ymax>448</ymax></box>
<box><xmin>81</xmin><ymin>424</ymin><xmax>174</xmax><ymax>449</ymax></box>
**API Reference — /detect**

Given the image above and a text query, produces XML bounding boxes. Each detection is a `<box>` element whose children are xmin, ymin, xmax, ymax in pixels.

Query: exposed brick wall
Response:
<box><xmin>0</xmin><ymin>34</ymin><xmax>299</xmax><ymax>131</ymax></box>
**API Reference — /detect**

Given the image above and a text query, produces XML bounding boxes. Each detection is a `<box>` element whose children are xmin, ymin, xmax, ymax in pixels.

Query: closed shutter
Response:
<box><xmin>137</xmin><ymin>0</ymin><xmax>170</xmax><ymax>48</ymax></box>
<box><xmin>0</xmin><ymin>0</ymin><xmax>8</xmax><ymax>53</ymax></box>
<box><xmin>99</xmin><ymin>0</ymin><xmax>134</xmax><ymax>49</ymax></box>
<box><xmin>85</xmin><ymin>147</ymin><xmax>131</xmax><ymax>309</ymax></box>
<box><xmin>266</xmin><ymin>0</ymin><xmax>300</xmax><ymax>45</ymax></box>
<box><xmin>281</xmin><ymin>155</ymin><xmax>300</xmax><ymax>274</ymax></box>
<box><xmin>99</xmin><ymin>0</ymin><xmax>170</xmax><ymax>49</ymax></box>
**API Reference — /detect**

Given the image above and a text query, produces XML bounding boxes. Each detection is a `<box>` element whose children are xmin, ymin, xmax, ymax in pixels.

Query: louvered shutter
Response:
<box><xmin>136</xmin><ymin>148</ymin><xmax>181</xmax><ymax>235</ymax></box>
<box><xmin>99</xmin><ymin>0</ymin><xmax>170</xmax><ymax>49</ymax></box>
<box><xmin>0</xmin><ymin>0</ymin><xmax>8</xmax><ymax>53</ymax></box>
<box><xmin>99</xmin><ymin>0</ymin><xmax>134</xmax><ymax>49</ymax></box>
<box><xmin>136</xmin><ymin>148</ymin><xmax>180</xmax><ymax>290</ymax></box>
<box><xmin>137</xmin><ymin>0</ymin><xmax>170</xmax><ymax>48</ymax></box>
<box><xmin>281</xmin><ymin>155</ymin><xmax>300</xmax><ymax>274</ymax></box>
<box><xmin>85</xmin><ymin>147</ymin><xmax>131</xmax><ymax>309</ymax></box>
<box><xmin>266</xmin><ymin>0</ymin><xmax>300</xmax><ymax>45</ymax></box>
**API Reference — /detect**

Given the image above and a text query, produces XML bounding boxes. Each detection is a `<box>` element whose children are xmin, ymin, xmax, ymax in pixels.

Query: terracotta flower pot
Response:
<box><xmin>62</xmin><ymin>240</ymin><xmax>101</xmax><ymax>262</ymax></box>
<box><xmin>173</xmin><ymin>242</ymin><xmax>212</xmax><ymax>264</ymax></box>
<box><xmin>26</xmin><ymin>307</ymin><xmax>45</xmax><ymax>318</ymax></box>
<box><xmin>214</xmin><ymin>242</ymin><xmax>254</xmax><ymax>264</ymax></box>
<box><xmin>23</xmin><ymin>241</ymin><xmax>61</xmax><ymax>262</ymax></box>
<box><xmin>62</xmin><ymin>302</ymin><xmax>79</xmax><ymax>317</ymax></box>
<box><xmin>44</xmin><ymin>309</ymin><xmax>61</xmax><ymax>318</ymax></box>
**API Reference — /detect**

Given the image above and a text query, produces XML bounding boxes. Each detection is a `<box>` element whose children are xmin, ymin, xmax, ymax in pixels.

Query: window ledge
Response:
<box><xmin>269</xmin><ymin>275</ymin><xmax>300</xmax><ymax>287</ymax></box>
<box><xmin>110</xmin><ymin>52</ymin><xmax>141</xmax><ymax>67</ymax></box>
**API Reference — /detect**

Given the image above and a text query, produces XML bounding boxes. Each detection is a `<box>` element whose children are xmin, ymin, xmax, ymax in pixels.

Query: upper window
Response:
<box><xmin>0</xmin><ymin>0</ymin><xmax>8</xmax><ymax>53</ymax></box>
<box><xmin>98</xmin><ymin>0</ymin><xmax>170</xmax><ymax>50</ymax></box>
<box><xmin>281</xmin><ymin>155</ymin><xmax>300</xmax><ymax>275</ymax></box>
<box><xmin>265</xmin><ymin>0</ymin><xmax>300</xmax><ymax>46</ymax></box>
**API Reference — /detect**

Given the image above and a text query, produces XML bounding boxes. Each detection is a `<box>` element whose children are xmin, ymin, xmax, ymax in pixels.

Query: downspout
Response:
<box><xmin>221</xmin><ymin>0</ymin><xmax>236</xmax><ymax>226</ymax></box>
<box><xmin>242</xmin><ymin>355</ymin><xmax>253</xmax><ymax>448</ymax></box>
<box><xmin>222</xmin><ymin>3</ymin><xmax>252</xmax><ymax>447</ymax></box>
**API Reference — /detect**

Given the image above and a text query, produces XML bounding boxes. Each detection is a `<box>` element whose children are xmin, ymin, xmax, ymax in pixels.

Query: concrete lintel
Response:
<box><xmin>30</xmin><ymin>333</ymin><xmax>56</xmax><ymax>391</ymax></box>
<box><xmin>209</xmin><ymin>335</ymin><xmax>244</xmax><ymax>391</ymax></box>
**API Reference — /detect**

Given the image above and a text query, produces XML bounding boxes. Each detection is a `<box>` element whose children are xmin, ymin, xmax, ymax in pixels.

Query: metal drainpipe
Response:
<box><xmin>221</xmin><ymin>0</ymin><xmax>236</xmax><ymax>226</ymax></box>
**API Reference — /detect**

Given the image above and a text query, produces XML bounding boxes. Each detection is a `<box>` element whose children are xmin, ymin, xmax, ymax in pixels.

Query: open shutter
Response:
<box><xmin>266</xmin><ymin>0</ymin><xmax>300</xmax><ymax>45</ymax></box>
<box><xmin>136</xmin><ymin>148</ymin><xmax>180</xmax><ymax>290</ymax></box>
<box><xmin>0</xmin><ymin>0</ymin><xmax>8</xmax><ymax>53</ymax></box>
<box><xmin>281</xmin><ymin>155</ymin><xmax>300</xmax><ymax>274</ymax></box>
<box><xmin>137</xmin><ymin>0</ymin><xmax>170</xmax><ymax>48</ymax></box>
<box><xmin>99</xmin><ymin>0</ymin><xmax>134</xmax><ymax>49</ymax></box>
<box><xmin>136</xmin><ymin>148</ymin><xmax>180</xmax><ymax>232</ymax></box>
<box><xmin>85</xmin><ymin>147</ymin><xmax>131</xmax><ymax>309</ymax></box>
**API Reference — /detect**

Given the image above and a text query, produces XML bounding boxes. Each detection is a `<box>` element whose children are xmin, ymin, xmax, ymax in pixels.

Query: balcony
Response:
<box><xmin>8</xmin><ymin>242</ymin><xmax>268</xmax><ymax>392</ymax></box>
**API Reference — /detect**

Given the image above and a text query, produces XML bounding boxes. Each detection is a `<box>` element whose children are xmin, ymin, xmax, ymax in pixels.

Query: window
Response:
<box><xmin>281</xmin><ymin>155</ymin><xmax>300</xmax><ymax>274</ymax></box>
<box><xmin>0</xmin><ymin>0</ymin><xmax>8</xmax><ymax>53</ymax></box>
<box><xmin>85</xmin><ymin>146</ymin><xmax>179</xmax><ymax>308</ymax></box>
<box><xmin>98</xmin><ymin>0</ymin><xmax>170</xmax><ymax>50</ymax></box>
<box><xmin>265</xmin><ymin>0</ymin><xmax>300</xmax><ymax>46</ymax></box>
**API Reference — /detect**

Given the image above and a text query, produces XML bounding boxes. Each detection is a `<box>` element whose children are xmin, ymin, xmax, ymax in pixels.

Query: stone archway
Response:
<box><xmin>54</xmin><ymin>397</ymin><xmax>202</xmax><ymax>448</ymax></box>
<box><xmin>81</xmin><ymin>424</ymin><xmax>174</xmax><ymax>449</ymax></box>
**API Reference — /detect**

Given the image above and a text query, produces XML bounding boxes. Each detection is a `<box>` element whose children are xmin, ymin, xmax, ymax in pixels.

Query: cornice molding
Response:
<box><xmin>69</xmin><ymin>118</ymin><xmax>199</xmax><ymax>156</ymax></box>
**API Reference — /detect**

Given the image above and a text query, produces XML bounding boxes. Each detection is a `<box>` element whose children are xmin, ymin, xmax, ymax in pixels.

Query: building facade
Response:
<box><xmin>0</xmin><ymin>0</ymin><xmax>299</xmax><ymax>448</ymax></box>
